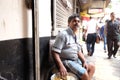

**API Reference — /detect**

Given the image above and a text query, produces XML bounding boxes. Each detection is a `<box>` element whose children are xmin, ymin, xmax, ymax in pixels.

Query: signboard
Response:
<box><xmin>88</xmin><ymin>8</ymin><xmax>103</xmax><ymax>14</ymax></box>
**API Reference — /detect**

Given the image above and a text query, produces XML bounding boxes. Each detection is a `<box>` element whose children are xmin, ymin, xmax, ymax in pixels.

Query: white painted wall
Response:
<box><xmin>0</xmin><ymin>0</ymin><xmax>52</xmax><ymax>41</ymax></box>
<box><xmin>39</xmin><ymin>0</ymin><xmax>51</xmax><ymax>37</ymax></box>
<box><xmin>0</xmin><ymin>0</ymin><xmax>32</xmax><ymax>41</ymax></box>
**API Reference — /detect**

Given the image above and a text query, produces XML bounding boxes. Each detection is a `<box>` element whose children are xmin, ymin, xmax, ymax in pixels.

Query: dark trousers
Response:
<box><xmin>107</xmin><ymin>37</ymin><xmax>119</xmax><ymax>57</ymax></box>
<box><xmin>86</xmin><ymin>33</ymin><xmax>96</xmax><ymax>56</ymax></box>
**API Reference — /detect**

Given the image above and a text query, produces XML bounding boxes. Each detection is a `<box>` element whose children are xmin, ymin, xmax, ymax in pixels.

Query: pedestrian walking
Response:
<box><xmin>84</xmin><ymin>16</ymin><xmax>99</xmax><ymax>56</ymax></box>
<box><xmin>100</xmin><ymin>20</ymin><xmax>109</xmax><ymax>53</ymax></box>
<box><xmin>106</xmin><ymin>12</ymin><xmax>120</xmax><ymax>59</ymax></box>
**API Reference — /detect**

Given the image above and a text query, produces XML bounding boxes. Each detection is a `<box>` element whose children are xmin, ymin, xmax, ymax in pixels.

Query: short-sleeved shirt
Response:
<box><xmin>52</xmin><ymin>27</ymin><xmax>81</xmax><ymax>61</ymax></box>
<box><xmin>86</xmin><ymin>19</ymin><xmax>97</xmax><ymax>34</ymax></box>
<box><xmin>107</xmin><ymin>20</ymin><xmax>120</xmax><ymax>40</ymax></box>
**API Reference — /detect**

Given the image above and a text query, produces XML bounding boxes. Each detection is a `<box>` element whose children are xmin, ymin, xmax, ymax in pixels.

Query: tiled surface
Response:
<box><xmin>81</xmin><ymin>41</ymin><xmax>120</xmax><ymax>80</ymax></box>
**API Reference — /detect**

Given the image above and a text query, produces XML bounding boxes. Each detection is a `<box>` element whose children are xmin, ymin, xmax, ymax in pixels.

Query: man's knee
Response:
<box><xmin>81</xmin><ymin>63</ymin><xmax>95</xmax><ymax>80</ymax></box>
<box><xmin>81</xmin><ymin>72</ymin><xmax>89</xmax><ymax>80</ymax></box>
<box><xmin>89</xmin><ymin>63</ymin><xmax>95</xmax><ymax>72</ymax></box>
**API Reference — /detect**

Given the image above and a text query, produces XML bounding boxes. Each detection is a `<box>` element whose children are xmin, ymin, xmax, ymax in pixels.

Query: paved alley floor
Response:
<box><xmin>81</xmin><ymin>41</ymin><xmax>120</xmax><ymax>80</ymax></box>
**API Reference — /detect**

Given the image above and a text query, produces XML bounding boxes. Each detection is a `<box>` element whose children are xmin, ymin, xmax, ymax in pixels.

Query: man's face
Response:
<box><xmin>69</xmin><ymin>17</ymin><xmax>80</xmax><ymax>33</ymax></box>
<box><xmin>110</xmin><ymin>13</ymin><xmax>115</xmax><ymax>20</ymax></box>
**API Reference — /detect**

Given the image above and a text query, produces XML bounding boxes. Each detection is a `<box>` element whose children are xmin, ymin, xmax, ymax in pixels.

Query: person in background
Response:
<box><xmin>84</xmin><ymin>16</ymin><xmax>99</xmax><ymax>56</ymax></box>
<box><xmin>52</xmin><ymin>14</ymin><xmax>95</xmax><ymax>80</ymax></box>
<box><xmin>100</xmin><ymin>20</ymin><xmax>109</xmax><ymax>53</ymax></box>
<box><xmin>106</xmin><ymin>12</ymin><xmax>120</xmax><ymax>59</ymax></box>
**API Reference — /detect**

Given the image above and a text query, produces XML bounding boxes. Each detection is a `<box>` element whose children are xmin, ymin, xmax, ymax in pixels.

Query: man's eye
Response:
<box><xmin>74</xmin><ymin>20</ymin><xmax>80</xmax><ymax>23</ymax></box>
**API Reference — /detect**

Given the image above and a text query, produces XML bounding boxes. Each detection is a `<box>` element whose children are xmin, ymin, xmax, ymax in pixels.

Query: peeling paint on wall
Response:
<box><xmin>0</xmin><ymin>0</ymin><xmax>32</xmax><ymax>41</ymax></box>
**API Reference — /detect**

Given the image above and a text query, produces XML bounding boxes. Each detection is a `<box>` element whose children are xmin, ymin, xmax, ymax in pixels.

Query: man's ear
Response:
<box><xmin>68</xmin><ymin>22</ymin><xmax>70</xmax><ymax>26</ymax></box>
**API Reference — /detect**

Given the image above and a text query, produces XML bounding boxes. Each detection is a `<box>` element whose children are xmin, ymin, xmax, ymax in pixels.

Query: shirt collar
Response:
<box><xmin>66</xmin><ymin>27</ymin><xmax>75</xmax><ymax>36</ymax></box>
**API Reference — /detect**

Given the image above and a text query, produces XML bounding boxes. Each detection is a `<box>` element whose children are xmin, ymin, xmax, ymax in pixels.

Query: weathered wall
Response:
<box><xmin>0</xmin><ymin>0</ymin><xmax>33</xmax><ymax>80</ymax></box>
<box><xmin>0</xmin><ymin>0</ymin><xmax>52</xmax><ymax>80</ymax></box>
<box><xmin>0</xmin><ymin>0</ymin><xmax>32</xmax><ymax>41</ymax></box>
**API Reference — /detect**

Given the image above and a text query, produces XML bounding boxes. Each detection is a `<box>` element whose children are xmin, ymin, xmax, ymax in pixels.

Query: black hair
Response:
<box><xmin>105</xmin><ymin>19</ymin><xmax>109</xmax><ymax>23</ymax></box>
<box><xmin>68</xmin><ymin>14</ymin><xmax>80</xmax><ymax>23</ymax></box>
<box><xmin>110</xmin><ymin>12</ymin><xmax>114</xmax><ymax>15</ymax></box>
<box><xmin>90</xmin><ymin>16</ymin><xmax>93</xmax><ymax>19</ymax></box>
<box><xmin>90</xmin><ymin>16</ymin><xmax>91</xmax><ymax>19</ymax></box>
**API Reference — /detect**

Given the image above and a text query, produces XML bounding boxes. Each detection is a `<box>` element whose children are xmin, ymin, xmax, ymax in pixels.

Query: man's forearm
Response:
<box><xmin>78</xmin><ymin>52</ymin><xmax>86</xmax><ymax>63</ymax></box>
<box><xmin>52</xmin><ymin>51</ymin><xmax>64</xmax><ymax>69</ymax></box>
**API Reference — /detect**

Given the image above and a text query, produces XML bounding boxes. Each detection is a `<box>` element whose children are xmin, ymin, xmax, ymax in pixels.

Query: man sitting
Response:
<box><xmin>52</xmin><ymin>14</ymin><xmax>95</xmax><ymax>80</ymax></box>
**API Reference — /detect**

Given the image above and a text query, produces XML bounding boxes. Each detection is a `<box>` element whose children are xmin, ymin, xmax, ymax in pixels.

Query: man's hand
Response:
<box><xmin>59</xmin><ymin>65</ymin><xmax>68</xmax><ymax>77</ymax></box>
<box><xmin>83</xmin><ymin>62</ymin><xmax>88</xmax><ymax>71</ymax></box>
<box><xmin>52</xmin><ymin>51</ymin><xmax>68</xmax><ymax>77</ymax></box>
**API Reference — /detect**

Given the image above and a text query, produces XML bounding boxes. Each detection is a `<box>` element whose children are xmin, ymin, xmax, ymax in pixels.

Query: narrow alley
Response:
<box><xmin>82</xmin><ymin>41</ymin><xmax>120</xmax><ymax>80</ymax></box>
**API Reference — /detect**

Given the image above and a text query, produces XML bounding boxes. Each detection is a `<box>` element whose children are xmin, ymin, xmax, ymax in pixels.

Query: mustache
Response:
<box><xmin>74</xmin><ymin>24</ymin><xmax>79</xmax><ymax>28</ymax></box>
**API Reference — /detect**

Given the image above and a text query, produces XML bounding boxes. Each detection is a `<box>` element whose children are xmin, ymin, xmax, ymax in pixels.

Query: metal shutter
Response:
<box><xmin>55</xmin><ymin>0</ymin><xmax>74</xmax><ymax>33</ymax></box>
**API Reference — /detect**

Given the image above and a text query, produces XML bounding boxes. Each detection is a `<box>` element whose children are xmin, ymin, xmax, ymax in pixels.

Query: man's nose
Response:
<box><xmin>76</xmin><ymin>21</ymin><xmax>80</xmax><ymax>24</ymax></box>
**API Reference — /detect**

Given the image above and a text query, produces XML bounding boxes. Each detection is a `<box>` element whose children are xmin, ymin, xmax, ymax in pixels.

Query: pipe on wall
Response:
<box><xmin>32</xmin><ymin>0</ymin><xmax>40</xmax><ymax>80</ymax></box>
